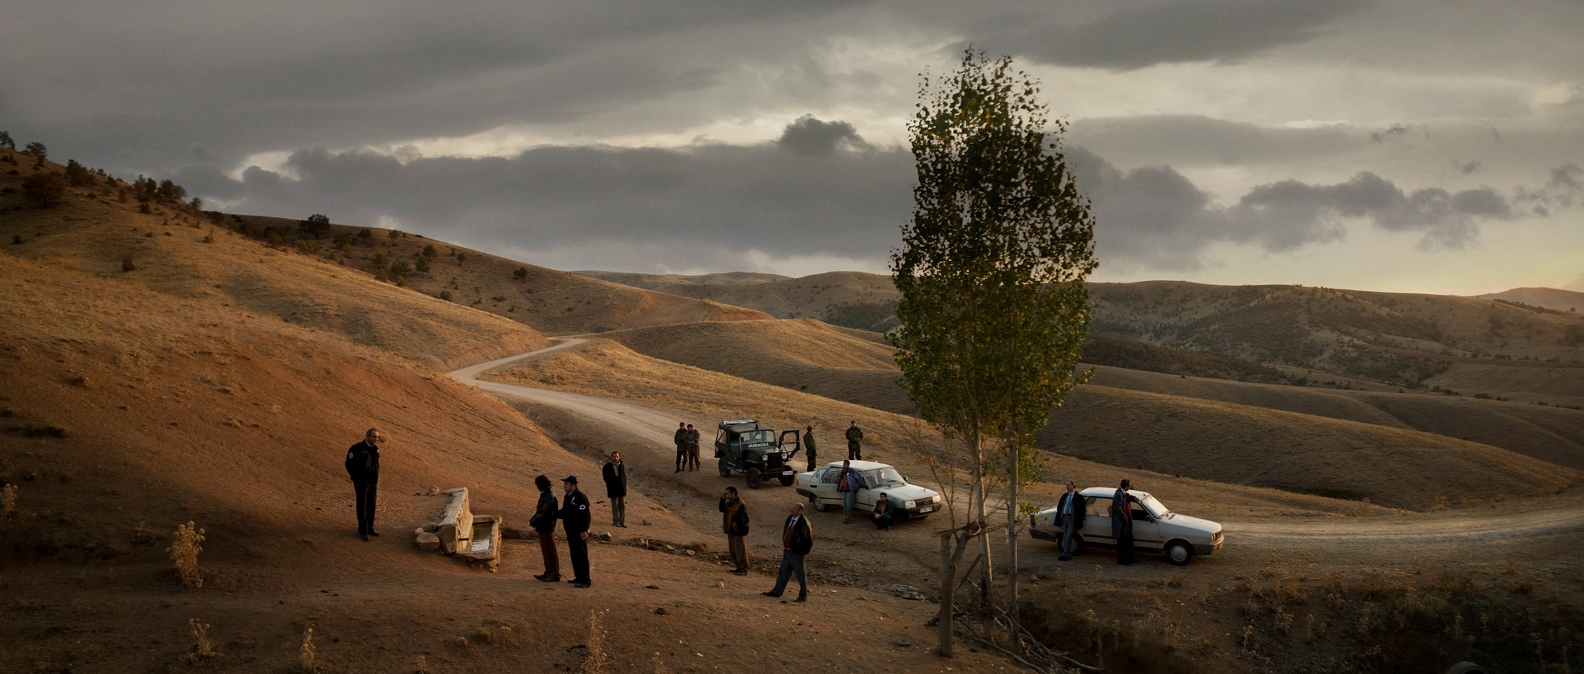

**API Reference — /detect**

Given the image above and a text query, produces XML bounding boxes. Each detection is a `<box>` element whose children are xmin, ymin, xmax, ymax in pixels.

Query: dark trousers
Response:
<box><xmin>847</xmin><ymin>444</ymin><xmax>861</xmax><ymax>461</ymax></box>
<box><xmin>675</xmin><ymin>444</ymin><xmax>686</xmax><ymax>470</ymax></box>
<box><xmin>806</xmin><ymin>454</ymin><xmax>817</xmax><ymax>472</ymax></box>
<box><xmin>872</xmin><ymin>513</ymin><xmax>893</xmax><ymax>530</ymax></box>
<box><xmin>687</xmin><ymin>443</ymin><xmax>700</xmax><ymax>470</ymax></box>
<box><xmin>610</xmin><ymin>497</ymin><xmax>625</xmax><ymax>526</ymax></box>
<box><xmin>537</xmin><ymin>530</ymin><xmax>560</xmax><ymax>579</ymax></box>
<box><xmin>769</xmin><ymin>550</ymin><xmax>807</xmax><ymax>599</ymax></box>
<box><xmin>1061</xmin><ymin>513</ymin><xmax>1079</xmax><ymax>557</ymax></box>
<box><xmin>567</xmin><ymin>531</ymin><xmax>590</xmax><ymax>582</ymax></box>
<box><xmin>1116</xmin><ymin>526</ymin><xmax>1136</xmax><ymax>564</ymax></box>
<box><xmin>728</xmin><ymin>535</ymin><xmax>748</xmax><ymax>571</ymax></box>
<box><xmin>352</xmin><ymin>476</ymin><xmax>378</xmax><ymax>534</ymax></box>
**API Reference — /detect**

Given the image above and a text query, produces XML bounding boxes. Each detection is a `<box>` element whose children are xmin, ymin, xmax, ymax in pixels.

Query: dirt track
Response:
<box><xmin>450</xmin><ymin>339</ymin><xmax>1584</xmax><ymax>546</ymax></box>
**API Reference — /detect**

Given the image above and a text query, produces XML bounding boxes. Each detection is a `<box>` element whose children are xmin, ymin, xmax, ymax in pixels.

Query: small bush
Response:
<box><xmin>375</xmin><ymin>268</ymin><xmax>389</xmax><ymax>283</ymax></box>
<box><xmin>21</xmin><ymin>173</ymin><xmax>66</xmax><ymax>207</ymax></box>
<box><xmin>358</xmin><ymin>228</ymin><xmax>372</xmax><ymax>241</ymax></box>
<box><xmin>299</xmin><ymin>213</ymin><xmax>331</xmax><ymax>238</ymax></box>
<box><xmin>580</xmin><ymin>610</ymin><xmax>608</xmax><ymax>674</ymax></box>
<box><xmin>169</xmin><ymin>521</ymin><xmax>205</xmax><ymax>589</ymax></box>
<box><xmin>439</xmin><ymin>290</ymin><xmax>453</xmax><ymax>301</ymax></box>
<box><xmin>390</xmin><ymin>259</ymin><xmax>411</xmax><ymax>276</ymax></box>
<box><xmin>299</xmin><ymin>628</ymin><xmax>316</xmax><ymax>672</ymax></box>
<box><xmin>395</xmin><ymin>274</ymin><xmax>407</xmax><ymax>288</ymax></box>
<box><xmin>415</xmin><ymin>256</ymin><xmax>431</xmax><ymax>273</ymax></box>
<box><xmin>139</xmin><ymin>202</ymin><xmax>152</xmax><ymax>214</ymax></box>
<box><xmin>422</xmin><ymin>244</ymin><xmax>437</xmax><ymax>258</ymax></box>
<box><xmin>372</xmin><ymin>252</ymin><xmax>389</xmax><ymax>268</ymax></box>
<box><xmin>388</xmin><ymin>229</ymin><xmax>401</xmax><ymax>240</ymax></box>
<box><xmin>455</xmin><ymin>252</ymin><xmax>467</xmax><ymax>264</ymax></box>
<box><xmin>188</xmin><ymin>619</ymin><xmax>217</xmax><ymax>662</ymax></box>
<box><xmin>514</xmin><ymin>266</ymin><xmax>528</xmax><ymax>280</ymax></box>
<box><xmin>1</xmin><ymin>483</ymin><xmax>16</xmax><ymax>518</ymax></box>
<box><xmin>122</xmin><ymin>254</ymin><xmax>136</xmax><ymax>272</ymax></box>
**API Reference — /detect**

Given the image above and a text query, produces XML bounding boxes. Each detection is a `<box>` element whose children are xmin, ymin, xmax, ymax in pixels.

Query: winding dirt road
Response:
<box><xmin>449</xmin><ymin>339</ymin><xmax>1584</xmax><ymax>545</ymax></box>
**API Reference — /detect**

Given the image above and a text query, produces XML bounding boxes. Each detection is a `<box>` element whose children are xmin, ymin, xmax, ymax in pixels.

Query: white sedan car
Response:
<box><xmin>795</xmin><ymin>461</ymin><xmax>942</xmax><ymax>520</ymax></box>
<box><xmin>1030</xmin><ymin>487</ymin><xmax>1223</xmax><ymax>565</ymax></box>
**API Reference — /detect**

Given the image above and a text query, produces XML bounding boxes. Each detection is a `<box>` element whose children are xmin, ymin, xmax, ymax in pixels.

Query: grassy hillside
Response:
<box><xmin>578</xmin><ymin>269</ymin><xmax>901</xmax><ymax>332</ymax></box>
<box><xmin>1478</xmin><ymin>287</ymin><xmax>1584</xmax><ymax>313</ymax></box>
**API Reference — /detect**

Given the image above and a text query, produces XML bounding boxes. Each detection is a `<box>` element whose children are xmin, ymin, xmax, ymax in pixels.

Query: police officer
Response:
<box><xmin>802</xmin><ymin>424</ymin><xmax>819</xmax><ymax>472</ymax></box>
<box><xmin>345</xmin><ymin>428</ymin><xmax>382</xmax><ymax>541</ymax></box>
<box><xmin>845</xmin><ymin>421</ymin><xmax>864</xmax><ymax>461</ymax></box>
<box><xmin>558</xmin><ymin>475</ymin><xmax>593</xmax><ymax>587</ymax></box>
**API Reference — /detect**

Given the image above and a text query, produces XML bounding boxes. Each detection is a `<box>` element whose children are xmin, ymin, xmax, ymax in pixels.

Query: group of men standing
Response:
<box><xmin>674</xmin><ymin>423</ymin><xmax>701</xmax><ymax>472</ymax></box>
<box><xmin>1054</xmin><ymin>478</ymin><xmax>1145</xmax><ymax>565</ymax></box>
<box><xmin>719</xmin><ymin>488</ymin><xmax>815</xmax><ymax>602</ymax></box>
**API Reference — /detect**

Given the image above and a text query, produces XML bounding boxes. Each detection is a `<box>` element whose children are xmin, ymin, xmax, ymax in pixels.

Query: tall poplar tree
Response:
<box><xmin>890</xmin><ymin>49</ymin><xmax>1096</xmax><ymax>654</ymax></box>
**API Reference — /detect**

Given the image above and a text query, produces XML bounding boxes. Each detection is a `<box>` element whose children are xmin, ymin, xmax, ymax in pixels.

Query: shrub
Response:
<box><xmin>439</xmin><ymin>290</ymin><xmax>453</xmax><ymax>301</ymax></box>
<box><xmin>415</xmin><ymin>256</ymin><xmax>431</xmax><ymax>273</ymax></box>
<box><xmin>202</xmin><ymin>232</ymin><xmax>214</xmax><ymax>244</ymax></box>
<box><xmin>122</xmin><ymin>254</ymin><xmax>136</xmax><ymax>272</ymax></box>
<box><xmin>299</xmin><ymin>213</ymin><xmax>331</xmax><ymax>238</ymax></box>
<box><xmin>169</xmin><ymin>521</ymin><xmax>205</xmax><ymax>589</ymax></box>
<box><xmin>422</xmin><ymin>244</ymin><xmax>437</xmax><ymax>258</ymax></box>
<box><xmin>1</xmin><ymin>483</ymin><xmax>16</xmax><ymax>518</ymax></box>
<box><xmin>358</xmin><ymin>228</ymin><xmax>373</xmax><ymax>241</ymax></box>
<box><xmin>64</xmin><ymin>159</ymin><xmax>95</xmax><ymax>186</ymax></box>
<box><xmin>580</xmin><ymin>610</ymin><xmax>608</xmax><ymax>674</ymax></box>
<box><xmin>299</xmin><ymin>628</ymin><xmax>316</xmax><ymax>672</ymax></box>
<box><xmin>375</xmin><ymin>268</ymin><xmax>389</xmax><ymax>283</ymax></box>
<box><xmin>395</xmin><ymin>274</ymin><xmax>407</xmax><ymax>288</ymax></box>
<box><xmin>21</xmin><ymin>173</ymin><xmax>66</xmax><ymax>208</ymax></box>
<box><xmin>188</xmin><ymin>619</ymin><xmax>217</xmax><ymax>662</ymax></box>
<box><xmin>388</xmin><ymin>229</ymin><xmax>401</xmax><ymax>240</ymax></box>
<box><xmin>138</xmin><ymin>202</ymin><xmax>152</xmax><ymax>214</ymax></box>
<box><xmin>390</xmin><ymin>259</ymin><xmax>411</xmax><ymax>276</ymax></box>
<box><xmin>372</xmin><ymin>251</ymin><xmax>388</xmax><ymax>268</ymax></box>
<box><xmin>514</xmin><ymin>266</ymin><xmax>528</xmax><ymax>280</ymax></box>
<box><xmin>23</xmin><ymin>141</ymin><xmax>46</xmax><ymax>167</ymax></box>
<box><xmin>0</xmin><ymin>130</ymin><xmax>13</xmax><ymax>149</ymax></box>
<box><xmin>157</xmin><ymin>179</ymin><xmax>185</xmax><ymax>201</ymax></box>
<box><xmin>455</xmin><ymin>252</ymin><xmax>467</xmax><ymax>264</ymax></box>
<box><xmin>190</xmin><ymin>197</ymin><xmax>202</xmax><ymax>210</ymax></box>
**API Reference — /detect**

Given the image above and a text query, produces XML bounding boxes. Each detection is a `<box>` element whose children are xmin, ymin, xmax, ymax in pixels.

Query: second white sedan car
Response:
<box><xmin>1030</xmin><ymin>487</ymin><xmax>1224</xmax><ymax>565</ymax></box>
<box><xmin>795</xmin><ymin>461</ymin><xmax>942</xmax><ymax>520</ymax></box>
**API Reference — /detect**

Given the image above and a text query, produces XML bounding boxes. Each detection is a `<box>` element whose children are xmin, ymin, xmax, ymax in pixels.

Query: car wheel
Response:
<box><xmin>746</xmin><ymin>468</ymin><xmax>763</xmax><ymax>489</ymax></box>
<box><xmin>1070</xmin><ymin>534</ymin><xmax>1086</xmax><ymax>554</ymax></box>
<box><xmin>809</xmin><ymin>494</ymin><xmax>825</xmax><ymax>511</ymax></box>
<box><xmin>717</xmin><ymin>459</ymin><xmax>731</xmax><ymax>478</ymax></box>
<box><xmin>1165</xmin><ymin>539</ymin><xmax>1194</xmax><ymax>566</ymax></box>
<box><xmin>779</xmin><ymin>475</ymin><xmax>795</xmax><ymax>487</ymax></box>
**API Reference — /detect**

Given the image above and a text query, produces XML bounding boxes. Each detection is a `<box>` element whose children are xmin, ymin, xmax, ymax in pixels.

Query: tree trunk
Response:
<box><xmin>938</xmin><ymin>533</ymin><xmax>955</xmax><ymax>656</ymax></box>
<box><xmin>973</xmin><ymin>440</ymin><xmax>993</xmax><ymax>611</ymax></box>
<box><xmin>1007</xmin><ymin>441</ymin><xmax>1020</xmax><ymax>651</ymax></box>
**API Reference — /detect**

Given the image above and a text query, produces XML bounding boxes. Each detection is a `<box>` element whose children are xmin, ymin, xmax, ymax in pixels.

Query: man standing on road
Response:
<box><xmin>845</xmin><ymin>421</ymin><xmax>864</xmax><ymax>461</ymax></box>
<box><xmin>719</xmin><ymin>487</ymin><xmax>750</xmax><ymax>575</ymax></box>
<box><xmin>1056</xmin><ymin>481</ymin><xmax>1085</xmax><ymax>562</ymax></box>
<box><xmin>685</xmin><ymin>424</ymin><xmax>702</xmax><ymax>471</ymax></box>
<box><xmin>558</xmin><ymin>475</ymin><xmax>593</xmax><ymax>587</ymax></box>
<box><xmin>1111</xmin><ymin>478</ymin><xmax>1143</xmax><ymax>566</ymax></box>
<box><xmin>674</xmin><ymin>423</ymin><xmax>688</xmax><ymax>473</ymax></box>
<box><xmin>345</xmin><ymin>428</ymin><xmax>382</xmax><ymax>541</ymax></box>
<box><xmin>837</xmin><ymin>460</ymin><xmax>863</xmax><ymax>524</ymax></box>
<box><xmin>529</xmin><ymin>475</ymin><xmax>560</xmax><ymax>582</ymax></box>
<box><xmin>602</xmin><ymin>452</ymin><xmax>628</xmax><ymax>528</ymax></box>
<box><xmin>762</xmin><ymin>502</ymin><xmax>813</xmax><ymax>602</ymax></box>
<box><xmin>802</xmin><ymin>424</ymin><xmax>818</xmax><ymax>472</ymax></box>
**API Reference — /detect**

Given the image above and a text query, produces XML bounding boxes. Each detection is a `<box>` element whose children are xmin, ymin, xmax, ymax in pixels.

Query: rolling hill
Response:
<box><xmin>1478</xmin><ymin>287</ymin><xmax>1584</xmax><ymax>313</ymax></box>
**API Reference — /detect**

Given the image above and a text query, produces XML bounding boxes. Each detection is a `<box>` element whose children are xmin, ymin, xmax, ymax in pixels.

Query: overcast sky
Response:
<box><xmin>5</xmin><ymin>0</ymin><xmax>1582</xmax><ymax>293</ymax></box>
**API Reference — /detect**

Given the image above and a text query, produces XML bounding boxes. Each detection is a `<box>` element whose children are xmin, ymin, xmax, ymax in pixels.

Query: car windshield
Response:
<box><xmin>862</xmin><ymin>468</ymin><xmax>907</xmax><ymax>489</ymax></box>
<box><xmin>1140</xmin><ymin>494</ymin><xmax>1171</xmax><ymax>518</ymax></box>
<box><xmin>739</xmin><ymin>430</ymin><xmax>774</xmax><ymax>445</ymax></box>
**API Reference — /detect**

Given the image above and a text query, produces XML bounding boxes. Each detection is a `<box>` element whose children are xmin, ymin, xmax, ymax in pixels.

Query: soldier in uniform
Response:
<box><xmin>845</xmin><ymin>421</ymin><xmax>864</xmax><ymax>461</ymax></box>
<box><xmin>558</xmin><ymin>475</ymin><xmax>593</xmax><ymax>587</ymax></box>
<box><xmin>674</xmin><ymin>422</ymin><xmax>688</xmax><ymax>473</ymax></box>
<box><xmin>685</xmin><ymin>423</ymin><xmax>702</xmax><ymax>471</ymax></box>
<box><xmin>802</xmin><ymin>424</ymin><xmax>818</xmax><ymax>472</ymax></box>
<box><xmin>1111</xmin><ymin>478</ymin><xmax>1144</xmax><ymax>565</ymax></box>
<box><xmin>344</xmin><ymin>428</ymin><xmax>382</xmax><ymax>541</ymax></box>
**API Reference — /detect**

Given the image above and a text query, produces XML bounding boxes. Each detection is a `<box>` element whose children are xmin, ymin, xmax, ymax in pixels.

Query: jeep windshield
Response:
<box><xmin>738</xmin><ymin>430</ymin><xmax>775</xmax><ymax>446</ymax></box>
<box><xmin>861</xmin><ymin>467</ymin><xmax>907</xmax><ymax>489</ymax></box>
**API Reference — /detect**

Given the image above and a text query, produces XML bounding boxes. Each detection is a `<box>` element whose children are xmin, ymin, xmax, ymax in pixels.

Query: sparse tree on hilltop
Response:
<box><xmin>0</xmin><ymin>131</ymin><xmax>14</xmax><ymax>150</ymax></box>
<box><xmin>22</xmin><ymin>173</ymin><xmax>66</xmax><ymax>208</ymax></box>
<box><xmin>514</xmin><ymin>266</ymin><xmax>528</xmax><ymax>280</ymax></box>
<box><xmin>422</xmin><ymin>244</ymin><xmax>437</xmax><ymax>259</ymax></box>
<box><xmin>890</xmin><ymin>49</ymin><xmax>1096</xmax><ymax>657</ymax></box>
<box><xmin>23</xmin><ymin>142</ymin><xmax>47</xmax><ymax>168</ymax></box>
<box><xmin>358</xmin><ymin>228</ymin><xmax>373</xmax><ymax>242</ymax></box>
<box><xmin>299</xmin><ymin>213</ymin><xmax>331</xmax><ymax>238</ymax></box>
<box><xmin>64</xmin><ymin>159</ymin><xmax>95</xmax><ymax>186</ymax></box>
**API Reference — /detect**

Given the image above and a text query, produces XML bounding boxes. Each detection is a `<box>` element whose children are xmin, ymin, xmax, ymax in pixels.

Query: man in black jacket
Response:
<box><xmin>602</xmin><ymin>452</ymin><xmax>628</xmax><ymax>528</ymax></box>
<box><xmin>344</xmin><ymin>428</ymin><xmax>382</xmax><ymax>541</ymax></box>
<box><xmin>762</xmin><ymin>502</ymin><xmax>813</xmax><ymax>602</ymax></box>
<box><xmin>1111</xmin><ymin>478</ymin><xmax>1144</xmax><ymax>565</ymax></box>
<box><xmin>719</xmin><ymin>487</ymin><xmax>749</xmax><ymax>575</ymax></box>
<box><xmin>529</xmin><ymin>475</ymin><xmax>560</xmax><ymax>582</ymax></box>
<box><xmin>1055</xmin><ymin>481</ymin><xmax>1085</xmax><ymax>561</ymax></box>
<box><xmin>674</xmin><ymin>422</ymin><xmax>688</xmax><ymax>473</ymax></box>
<box><xmin>558</xmin><ymin>475</ymin><xmax>593</xmax><ymax>587</ymax></box>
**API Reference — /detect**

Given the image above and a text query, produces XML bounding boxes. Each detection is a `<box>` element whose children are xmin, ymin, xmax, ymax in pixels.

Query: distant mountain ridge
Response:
<box><xmin>1477</xmin><ymin>287</ymin><xmax>1584</xmax><ymax>314</ymax></box>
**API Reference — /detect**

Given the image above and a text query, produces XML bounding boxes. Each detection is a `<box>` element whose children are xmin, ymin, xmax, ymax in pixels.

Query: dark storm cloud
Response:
<box><xmin>0</xmin><ymin>0</ymin><xmax>867</xmax><ymax>174</ymax></box>
<box><xmin>1067</xmin><ymin>115</ymin><xmax>1357</xmax><ymax>168</ymax></box>
<box><xmin>778</xmin><ymin>115</ymin><xmax>870</xmax><ymax>155</ymax></box>
<box><xmin>200</xmin><ymin>119</ymin><xmax>911</xmax><ymax>268</ymax></box>
<box><xmin>998</xmin><ymin>0</ymin><xmax>1372</xmax><ymax>70</ymax></box>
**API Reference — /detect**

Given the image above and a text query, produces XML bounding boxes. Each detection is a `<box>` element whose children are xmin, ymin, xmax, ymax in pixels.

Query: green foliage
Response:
<box><xmin>190</xmin><ymin>197</ymin><xmax>203</xmax><ymax>211</ymax></box>
<box><xmin>513</xmin><ymin>266</ymin><xmax>528</xmax><ymax>280</ymax></box>
<box><xmin>299</xmin><ymin>213</ymin><xmax>331</xmax><ymax>237</ymax></box>
<box><xmin>415</xmin><ymin>256</ymin><xmax>431</xmax><ymax>273</ymax></box>
<box><xmin>422</xmin><ymin>244</ymin><xmax>438</xmax><ymax>259</ymax></box>
<box><xmin>388</xmin><ymin>229</ymin><xmax>401</xmax><ymax>240</ymax></box>
<box><xmin>21</xmin><ymin>173</ymin><xmax>66</xmax><ymax>208</ymax></box>
<box><xmin>23</xmin><ymin>141</ymin><xmax>46</xmax><ymax>167</ymax></box>
<box><xmin>439</xmin><ymin>290</ymin><xmax>453</xmax><ymax>301</ymax></box>
<box><xmin>64</xmin><ymin>159</ymin><xmax>95</xmax><ymax>186</ymax></box>
<box><xmin>0</xmin><ymin>131</ymin><xmax>14</xmax><ymax>150</ymax></box>
<box><xmin>358</xmin><ymin>228</ymin><xmax>373</xmax><ymax>240</ymax></box>
<box><xmin>890</xmin><ymin>49</ymin><xmax>1096</xmax><ymax>454</ymax></box>
<box><xmin>372</xmin><ymin>252</ymin><xmax>388</xmax><ymax>268</ymax></box>
<box><xmin>389</xmin><ymin>259</ymin><xmax>411</xmax><ymax>276</ymax></box>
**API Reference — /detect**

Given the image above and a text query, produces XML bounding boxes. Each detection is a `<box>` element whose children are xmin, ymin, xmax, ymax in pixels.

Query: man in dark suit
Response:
<box><xmin>1056</xmin><ymin>481</ymin><xmax>1085</xmax><ymax>561</ymax></box>
<box><xmin>344</xmin><ymin>428</ymin><xmax>382</xmax><ymax>541</ymax></box>
<box><xmin>601</xmin><ymin>452</ymin><xmax>627</xmax><ymax>527</ymax></box>
<box><xmin>1111</xmin><ymin>478</ymin><xmax>1144</xmax><ymax>565</ymax></box>
<box><xmin>762</xmin><ymin>502</ymin><xmax>814</xmax><ymax>602</ymax></box>
<box><xmin>558</xmin><ymin>475</ymin><xmax>593</xmax><ymax>587</ymax></box>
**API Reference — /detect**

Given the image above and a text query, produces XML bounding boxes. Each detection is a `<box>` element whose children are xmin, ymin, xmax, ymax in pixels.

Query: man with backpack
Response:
<box><xmin>719</xmin><ymin>487</ymin><xmax>750</xmax><ymax>575</ymax></box>
<box><xmin>344</xmin><ymin>428</ymin><xmax>381</xmax><ymax>541</ymax></box>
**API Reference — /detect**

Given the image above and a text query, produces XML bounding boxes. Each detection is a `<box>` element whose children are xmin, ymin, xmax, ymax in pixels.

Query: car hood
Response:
<box><xmin>1158</xmin><ymin>513</ymin><xmax>1220</xmax><ymax>536</ymax></box>
<box><xmin>877</xmin><ymin>484</ymin><xmax>937</xmax><ymax>502</ymax></box>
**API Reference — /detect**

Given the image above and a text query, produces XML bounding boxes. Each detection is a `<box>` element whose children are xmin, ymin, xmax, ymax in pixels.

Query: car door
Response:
<box><xmin>1128</xmin><ymin>503</ymin><xmax>1162</xmax><ymax>551</ymax></box>
<box><xmin>1083</xmin><ymin>496</ymin><xmax>1115</xmax><ymax>545</ymax></box>
<box><xmin>855</xmin><ymin>470</ymin><xmax>879</xmax><ymax>512</ymax></box>
<box><xmin>815</xmin><ymin>467</ymin><xmax>839</xmax><ymax>501</ymax></box>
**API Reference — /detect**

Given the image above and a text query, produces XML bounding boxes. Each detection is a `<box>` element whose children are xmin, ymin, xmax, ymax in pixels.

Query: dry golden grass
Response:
<box><xmin>578</xmin><ymin>269</ymin><xmax>898</xmax><ymax>325</ymax></box>
<box><xmin>0</xmin><ymin>483</ymin><xmax>15</xmax><ymax>518</ymax></box>
<box><xmin>298</xmin><ymin>627</ymin><xmax>315</xmax><ymax>672</ymax></box>
<box><xmin>187</xmin><ymin>618</ymin><xmax>217</xmax><ymax>662</ymax></box>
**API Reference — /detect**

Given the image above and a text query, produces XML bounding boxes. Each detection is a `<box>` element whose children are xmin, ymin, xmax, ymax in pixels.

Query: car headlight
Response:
<box><xmin>905</xmin><ymin>500</ymin><xmax>916</xmax><ymax>509</ymax></box>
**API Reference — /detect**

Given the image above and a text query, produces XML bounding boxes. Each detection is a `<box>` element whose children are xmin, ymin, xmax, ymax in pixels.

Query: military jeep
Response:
<box><xmin>714</xmin><ymin>419</ymin><xmax>800</xmax><ymax>489</ymax></box>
